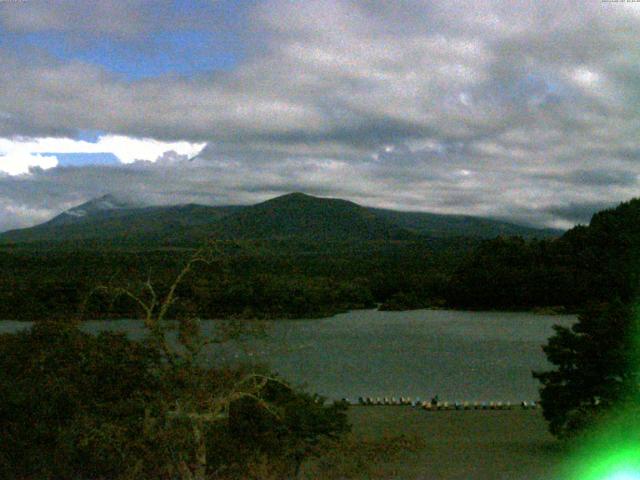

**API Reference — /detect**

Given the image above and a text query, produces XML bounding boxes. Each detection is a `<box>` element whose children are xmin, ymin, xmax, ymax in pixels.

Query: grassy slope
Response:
<box><xmin>342</xmin><ymin>407</ymin><xmax>564</xmax><ymax>480</ymax></box>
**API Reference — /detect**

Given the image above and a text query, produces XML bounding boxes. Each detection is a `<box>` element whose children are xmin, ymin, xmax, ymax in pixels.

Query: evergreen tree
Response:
<box><xmin>534</xmin><ymin>299</ymin><xmax>640</xmax><ymax>437</ymax></box>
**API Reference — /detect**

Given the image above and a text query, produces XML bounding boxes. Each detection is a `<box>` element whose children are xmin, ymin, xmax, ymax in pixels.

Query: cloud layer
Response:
<box><xmin>0</xmin><ymin>136</ymin><xmax>205</xmax><ymax>175</ymax></box>
<box><xmin>1</xmin><ymin>1</ymin><xmax>640</xmax><ymax>231</ymax></box>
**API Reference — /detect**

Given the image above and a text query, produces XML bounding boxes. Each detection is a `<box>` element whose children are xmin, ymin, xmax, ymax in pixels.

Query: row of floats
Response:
<box><xmin>343</xmin><ymin>397</ymin><xmax>539</xmax><ymax>410</ymax></box>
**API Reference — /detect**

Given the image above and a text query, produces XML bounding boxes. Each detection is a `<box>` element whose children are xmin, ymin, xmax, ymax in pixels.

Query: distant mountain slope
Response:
<box><xmin>0</xmin><ymin>192</ymin><xmax>562</xmax><ymax>246</ymax></box>
<box><xmin>203</xmin><ymin>192</ymin><xmax>416</xmax><ymax>241</ymax></box>
<box><xmin>369</xmin><ymin>208</ymin><xmax>563</xmax><ymax>239</ymax></box>
<box><xmin>0</xmin><ymin>201</ymin><xmax>240</xmax><ymax>244</ymax></box>
<box><xmin>44</xmin><ymin>194</ymin><xmax>139</xmax><ymax>227</ymax></box>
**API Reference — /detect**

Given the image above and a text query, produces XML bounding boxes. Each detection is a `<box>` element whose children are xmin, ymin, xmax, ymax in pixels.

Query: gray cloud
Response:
<box><xmin>544</xmin><ymin>201</ymin><xmax>619</xmax><ymax>225</ymax></box>
<box><xmin>536</xmin><ymin>169</ymin><xmax>639</xmax><ymax>187</ymax></box>
<box><xmin>2</xmin><ymin>1</ymin><xmax>640</xmax><ymax>231</ymax></box>
<box><xmin>0</xmin><ymin>0</ymin><xmax>231</xmax><ymax>38</ymax></box>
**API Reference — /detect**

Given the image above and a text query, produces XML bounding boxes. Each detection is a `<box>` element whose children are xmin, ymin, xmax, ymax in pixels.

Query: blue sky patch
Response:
<box><xmin>52</xmin><ymin>152</ymin><xmax>119</xmax><ymax>167</ymax></box>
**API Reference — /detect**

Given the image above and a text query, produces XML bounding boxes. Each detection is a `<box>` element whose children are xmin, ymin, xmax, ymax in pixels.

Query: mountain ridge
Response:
<box><xmin>0</xmin><ymin>192</ymin><xmax>564</xmax><ymax>246</ymax></box>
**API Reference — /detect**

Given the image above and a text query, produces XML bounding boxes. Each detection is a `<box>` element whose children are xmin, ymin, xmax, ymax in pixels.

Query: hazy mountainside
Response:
<box><xmin>1</xmin><ymin>197</ymin><xmax>241</xmax><ymax>244</ymax></box>
<box><xmin>369</xmin><ymin>208</ymin><xmax>562</xmax><ymax>240</ymax></box>
<box><xmin>0</xmin><ymin>192</ymin><xmax>561</xmax><ymax>246</ymax></box>
<box><xmin>44</xmin><ymin>194</ymin><xmax>138</xmax><ymax>227</ymax></box>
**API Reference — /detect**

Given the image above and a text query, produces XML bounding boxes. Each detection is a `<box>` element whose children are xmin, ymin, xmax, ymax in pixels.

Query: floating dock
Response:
<box><xmin>340</xmin><ymin>397</ymin><xmax>539</xmax><ymax>410</ymax></box>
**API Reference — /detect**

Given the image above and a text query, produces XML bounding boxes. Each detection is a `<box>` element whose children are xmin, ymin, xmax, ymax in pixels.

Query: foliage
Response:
<box><xmin>533</xmin><ymin>299</ymin><xmax>640</xmax><ymax>438</ymax></box>
<box><xmin>0</xmin><ymin>239</ymin><xmax>453</xmax><ymax>321</ymax></box>
<box><xmin>0</xmin><ymin>246</ymin><xmax>351</xmax><ymax>479</ymax></box>
<box><xmin>447</xmin><ymin>198</ymin><xmax>640</xmax><ymax>311</ymax></box>
<box><xmin>208</xmin><ymin>382</ymin><xmax>350</xmax><ymax>478</ymax></box>
<box><xmin>0</xmin><ymin>321</ymin><xmax>160</xmax><ymax>479</ymax></box>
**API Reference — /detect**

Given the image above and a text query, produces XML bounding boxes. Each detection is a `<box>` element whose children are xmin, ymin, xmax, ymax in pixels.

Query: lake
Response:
<box><xmin>0</xmin><ymin>309</ymin><xmax>575</xmax><ymax>402</ymax></box>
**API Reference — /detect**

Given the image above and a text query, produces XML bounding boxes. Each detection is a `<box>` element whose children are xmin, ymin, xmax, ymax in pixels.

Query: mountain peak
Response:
<box><xmin>260</xmin><ymin>192</ymin><xmax>358</xmax><ymax>208</ymax></box>
<box><xmin>209</xmin><ymin>191</ymin><xmax>411</xmax><ymax>241</ymax></box>
<box><xmin>63</xmin><ymin>194</ymin><xmax>137</xmax><ymax>218</ymax></box>
<box><xmin>264</xmin><ymin>192</ymin><xmax>320</xmax><ymax>203</ymax></box>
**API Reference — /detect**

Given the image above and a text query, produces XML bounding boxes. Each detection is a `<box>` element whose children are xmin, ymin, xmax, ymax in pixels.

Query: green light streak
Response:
<box><xmin>607</xmin><ymin>473</ymin><xmax>640</xmax><ymax>480</ymax></box>
<box><xmin>560</xmin><ymin>410</ymin><xmax>640</xmax><ymax>480</ymax></box>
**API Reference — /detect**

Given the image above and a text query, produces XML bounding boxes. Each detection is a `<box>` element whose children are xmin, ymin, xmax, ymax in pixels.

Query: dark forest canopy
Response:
<box><xmin>447</xmin><ymin>197</ymin><xmax>640</xmax><ymax>310</ymax></box>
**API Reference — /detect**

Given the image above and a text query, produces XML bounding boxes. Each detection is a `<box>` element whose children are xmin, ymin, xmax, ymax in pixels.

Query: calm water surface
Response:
<box><xmin>1</xmin><ymin>309</ymin><xmax>575</xmax><ymax>402</ymax></box>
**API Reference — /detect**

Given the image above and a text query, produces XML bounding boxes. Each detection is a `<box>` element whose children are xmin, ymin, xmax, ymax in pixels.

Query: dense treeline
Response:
<box><xmin>0</xmin><ymin>240</ymin><xmax>461</xmax><ymax>321</ymax></box>
<box><xmin>447</xmin><ymin>198</ymin><xmax>640</xmax><ymax>310</ymax></box>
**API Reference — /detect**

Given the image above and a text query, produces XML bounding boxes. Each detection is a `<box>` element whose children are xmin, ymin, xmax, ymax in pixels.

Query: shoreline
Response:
<box><xmin>0</xmin><ymin>305</ymin><xmax>579</xmax><ymax>323</ymax></box>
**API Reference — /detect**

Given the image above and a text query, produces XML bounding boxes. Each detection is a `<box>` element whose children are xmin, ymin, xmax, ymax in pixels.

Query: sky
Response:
<box><xmin>1</xmin><ymin>0</ymin><xmax>640</xmax><ymax>232</ymax></box>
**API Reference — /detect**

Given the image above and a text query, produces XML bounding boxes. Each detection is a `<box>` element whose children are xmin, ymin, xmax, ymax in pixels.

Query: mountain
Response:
<box><xmin>202</xmin><ymin>192</ymin><xmax>415</xmax><ymax>242</ymax></box>
<box><xmin>44</xmin><ymin>194</ymin><xmax>138</xmax><ymax>227</ymax></box>
<box><xmin>369</xmin><ymin>208</ymin><xmax>562</xmax><ymax>240</ymax></box>
<box><xmin>0</xmin><ymin>192</ymin><xmax>562</xmax><ymax>246</ymax></box>
<box><xmin>0</xmin><ymin>199</ymin><xmax>240</xmax><ymax>245</ymax></box>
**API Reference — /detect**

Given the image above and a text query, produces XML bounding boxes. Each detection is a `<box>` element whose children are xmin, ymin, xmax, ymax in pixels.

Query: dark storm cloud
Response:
<box><xmin>544</xmin><ymin>201</ymin><xmax>618</xmax><ymax>225</ymax></box>
<box><xmin>536</xmin><ymin>169</ymin><xmax>638</xmax><ymax>187</ymax></box>
<box><xmin>2</xmin><ymin>1</ymin><xmax>640</xmax><ymax>231</ymax></box>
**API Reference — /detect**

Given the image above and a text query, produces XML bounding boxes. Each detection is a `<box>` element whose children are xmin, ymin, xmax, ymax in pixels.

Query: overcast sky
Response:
<box><xmin>1</xmin><ymin>0</ymin><xmax>640</xmax><ymax>232</ymax></box>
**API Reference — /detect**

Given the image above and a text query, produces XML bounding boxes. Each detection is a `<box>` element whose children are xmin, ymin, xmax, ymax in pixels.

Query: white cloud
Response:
<box><xmin>0</xmin><ymin>135</ymin><xmax>206</xmax><ymax>175</ymax></box>
<box><xmin>0</xmin><ymin>151</ymin><xmax>59</xmax><ymax>176</ymax></box>
<box><xmin>93</xmin><ymin>135</ymin><xmax>206</xmax><ymax>164</ymax></box>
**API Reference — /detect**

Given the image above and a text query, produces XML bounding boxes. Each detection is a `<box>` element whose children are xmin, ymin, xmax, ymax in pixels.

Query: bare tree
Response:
<box><xmin>85</xmin><ymin>243</ymin><xmax>288</xmax><ymax>480</ymax></box>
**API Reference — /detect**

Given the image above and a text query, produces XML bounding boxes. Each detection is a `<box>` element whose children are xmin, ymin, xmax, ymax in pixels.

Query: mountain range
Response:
<box><xmin>0</xmin><ymin>192</ymin><xmax>562</xmax><ymax>247</ymax></box>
